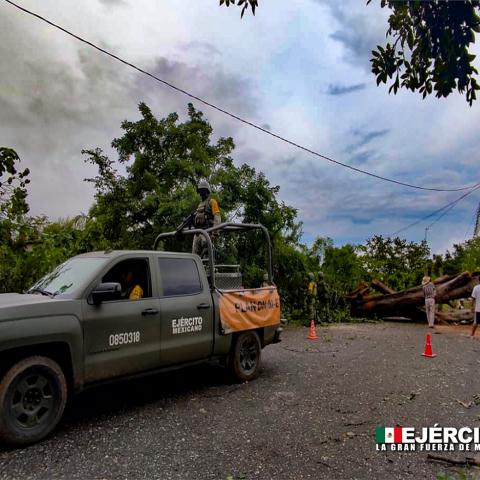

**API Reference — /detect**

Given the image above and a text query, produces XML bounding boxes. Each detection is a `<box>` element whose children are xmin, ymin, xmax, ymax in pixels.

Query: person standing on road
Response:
<box><xmin>470</xmin><ymin>281</ymin><xmax>480</xmax><ymax>337</ymax></box>
<box><xmin>422</xmin><ymin>276</ymin><xmax>436</xmax><ymax>328</ymax></box>
<box><xmin>307</xmin><ymin>272</ymin><xmax>318</xmax><ymax>323</ymax></box>
<box><xmin>192</xmin><ymin>179</ymin><xmax>221</xmax><ymax>258</ymax></box>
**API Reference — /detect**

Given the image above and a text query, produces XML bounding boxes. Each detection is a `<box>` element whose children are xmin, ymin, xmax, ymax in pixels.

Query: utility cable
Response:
<box><xmin>3</xmin><ymin>0</ymin><xmax>477</xmax><ymax>193</ymax></box>
<box><xmin>427</xmin><ymin>190</ymin><xmax>478</xmax><ymax>230</ymax></box>
<box><xmin>389</xmin><ymin>183</ymin><xmax>480</xmax><ymax>237</ymax></box>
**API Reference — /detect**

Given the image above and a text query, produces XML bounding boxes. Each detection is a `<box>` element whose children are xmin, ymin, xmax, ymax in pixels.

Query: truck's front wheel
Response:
<box><xmin>0</xmin><ymin>356</ymin><xmax>67</xmax><ymax>446</ymax></box>
<box><xmin>229</xmin><ymin>331</ymin><xmax>261</xmax><ymax>382</ymax></box>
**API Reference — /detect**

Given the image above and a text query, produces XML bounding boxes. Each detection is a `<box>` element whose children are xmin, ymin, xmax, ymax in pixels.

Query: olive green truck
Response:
<box><xmin>0</xmin><ymin>225</ymin><xmax>282</xmax><ymax>446</ymax></box>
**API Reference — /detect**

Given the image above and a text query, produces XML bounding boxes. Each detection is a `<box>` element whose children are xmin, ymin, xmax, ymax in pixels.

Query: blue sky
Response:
<box><xmin>1</xmin><ymin>0</ymin><xmax>479</xmax><ymax>253</ymax></box>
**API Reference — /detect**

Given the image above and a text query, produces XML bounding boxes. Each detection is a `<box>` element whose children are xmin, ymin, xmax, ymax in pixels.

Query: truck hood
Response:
<box><xmin>0</xmin><ymin>293</ymin><xmax>54</xmax><ymax>308</ymax></box>
<box><xmin>0</xmin><ymin>293</ymin><xmax>80</xmax><ymax>322</ymax></box>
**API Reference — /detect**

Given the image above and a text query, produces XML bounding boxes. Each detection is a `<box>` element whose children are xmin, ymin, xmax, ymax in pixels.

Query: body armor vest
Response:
<box><xmin>194</xmin><ymin>198</ymin><xmax>213</xmax><ymax>228</ymax></box>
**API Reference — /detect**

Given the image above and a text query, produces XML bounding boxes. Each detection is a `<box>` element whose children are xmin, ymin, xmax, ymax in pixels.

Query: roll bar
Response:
<box><xmin>153</xmin><ymin>222</ymin><xmax>273</xmax><ymax>289</ymax></box>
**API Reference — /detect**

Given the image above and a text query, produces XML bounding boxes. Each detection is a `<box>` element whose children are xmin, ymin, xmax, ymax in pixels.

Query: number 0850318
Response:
<box><xmin>109</xmin><ymin>331</ymin><xmax>140</xmax><ymax>347</ymax></box>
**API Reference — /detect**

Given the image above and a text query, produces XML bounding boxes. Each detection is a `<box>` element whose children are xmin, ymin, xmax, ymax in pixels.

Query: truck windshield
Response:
<box><xmin>28</xmin><ymin>257</ymin><xmax>107</xmax><ymax>297</ymax></box>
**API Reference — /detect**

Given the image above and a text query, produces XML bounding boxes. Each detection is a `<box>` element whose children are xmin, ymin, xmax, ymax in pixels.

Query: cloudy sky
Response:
<box><xmin>1</xmin><ymin>0</ymin><xmax>479</xmax><ymax>253</ymax></box>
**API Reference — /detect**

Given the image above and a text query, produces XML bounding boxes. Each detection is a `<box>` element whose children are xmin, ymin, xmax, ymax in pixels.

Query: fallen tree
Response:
<box><xmin>347</xmin><ymin>272</ymin><xmax>480</xmax><ymax>322</ymax></box>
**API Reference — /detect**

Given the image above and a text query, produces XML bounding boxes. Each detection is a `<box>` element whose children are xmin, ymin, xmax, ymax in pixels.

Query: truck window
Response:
<box><xmin>158</xmin><ymin>258</ymin><xmax>202</xmax><ymax>297</ymax></box>
<box><xmin>29</xmin><ymin>257</ymin><xmax>108</xmax><ymax>297</ymax></box>
<box><xmin>102</xmin><ymin>258</ymin><xmax>152</xmax><ymax>300</ymax></box>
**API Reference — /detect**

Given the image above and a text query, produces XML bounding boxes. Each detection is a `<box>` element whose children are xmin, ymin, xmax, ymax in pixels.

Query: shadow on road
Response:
<box><xmin>62</xmin><ymin>362</ymin><xmax>231</xmax><ymax>425</ymax></box>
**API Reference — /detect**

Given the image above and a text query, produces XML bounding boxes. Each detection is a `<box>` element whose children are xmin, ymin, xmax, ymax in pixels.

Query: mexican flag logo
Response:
<box><xmin>376</xmin><ymin>427</ymin><xmax>406</xmax><ymax>444</ymax></box>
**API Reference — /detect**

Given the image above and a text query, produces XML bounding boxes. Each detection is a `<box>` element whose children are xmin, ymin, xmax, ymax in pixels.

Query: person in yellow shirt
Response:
<box><xmin>128</xmin><ymin>283</ymin><xmax>143</xmax><ymax>300</ymax></box>
<box><xmin>307</xmin><ymin>272</ymin><xmax>318</xmax><ymax>323</ymax></box>
<box><xmin>121</xmin><ymin>269</ymin><xmax>144</xmax><ymax>300</ymax></box>
<box><xmin>192</xmin><ymin>179</ymin><xmax>221</xmax><ymax>258</ymax></box>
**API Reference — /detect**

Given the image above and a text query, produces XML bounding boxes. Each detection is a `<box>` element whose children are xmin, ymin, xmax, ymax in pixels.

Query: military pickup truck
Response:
<box><xmin>0</xmin><ymin>223</ymin><xmax>281</xmax><ymax>446</ymax></box>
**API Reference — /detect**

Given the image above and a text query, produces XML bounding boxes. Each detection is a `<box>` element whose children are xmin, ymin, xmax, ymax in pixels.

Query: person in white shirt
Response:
<box><xmin>422</xmin><ymin>276</ymin><xmax>436</xmax><ymax>328</ymax></box>
<box><xmin>470</xmin><ymin>282</ymin><xmax>480</xmax><ymax>337</ymax></box>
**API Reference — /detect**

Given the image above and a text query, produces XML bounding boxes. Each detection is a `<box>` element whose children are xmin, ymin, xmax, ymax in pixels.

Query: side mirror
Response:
<box><xmin>91</xmin><ymin>282</ymin><xmax>122</xmax><ymax>305</ymax></box>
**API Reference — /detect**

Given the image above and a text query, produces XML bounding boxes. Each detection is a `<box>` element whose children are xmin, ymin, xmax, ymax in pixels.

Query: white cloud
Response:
<box><xmin>1</xmin><ymin>0</ymin><xmax>479</xmax><ymax>255</ymax></box>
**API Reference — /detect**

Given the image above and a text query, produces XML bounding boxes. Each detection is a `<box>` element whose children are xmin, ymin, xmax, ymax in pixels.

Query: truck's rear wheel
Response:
<box><xmin>229</xmin><ymin>331</ymin><xmax>261</xmax><ymax>382</ymax></box>
<box><xmin>0</xmin><ymin>356</ymin><xmax>67</xmax><ymax>446</ymax></box>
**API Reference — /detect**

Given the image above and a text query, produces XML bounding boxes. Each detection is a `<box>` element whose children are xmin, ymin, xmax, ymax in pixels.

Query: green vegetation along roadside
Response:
<box><xmin>1</xmin><ymin>105</ymin><xmax>479</xmax><ymax>324</ymax></box>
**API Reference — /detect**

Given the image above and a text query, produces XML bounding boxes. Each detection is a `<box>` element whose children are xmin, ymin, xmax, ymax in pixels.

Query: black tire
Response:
<box><xmin>229</xmin><ymin>331</ymin><xmax>261</xmax><ymax>382</ymax></box>
<box><xmin>0</xmin><ymin>356</ymin><xmax>67</xmax><ymax>447</ymax></box>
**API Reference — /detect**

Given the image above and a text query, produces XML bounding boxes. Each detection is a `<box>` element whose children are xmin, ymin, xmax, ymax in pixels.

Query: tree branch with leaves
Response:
<box><xmin>219</xmin><ymin>0</ymin><xmax>257</xmax><ymax>17</ymax></box>
<box><xmin>0</xmin><ymin>147</ymin><xmax>30</xmax><ymax>220</ymax></box>
<box><xmin>370</xmin><ymin>0</ymin><xmax>480</xmax><ymax>105</ymax></box>
<box><xmin>220</xmin><ymin>0</ymin><xmax>480</xmax><ymax>105</ymax></box>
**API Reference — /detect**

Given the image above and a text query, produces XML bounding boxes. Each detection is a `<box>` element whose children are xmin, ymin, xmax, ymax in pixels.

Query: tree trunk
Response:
<box><xmin>349</xmin><ymin>272</ymin><xmax>479</xmax><ymax>318</ymax></box>
<box><xmin>371</xmin><ymin>279</ymin><xmax>395</xmax><ymax>295</ymax></box>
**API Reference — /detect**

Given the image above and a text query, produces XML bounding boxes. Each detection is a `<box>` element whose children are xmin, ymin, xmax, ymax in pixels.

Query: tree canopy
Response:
<box><xmin>83</xmin><ymin>102</ymin><xmax>310</xmax><ymax>312</ymax></box>
<box><xmin>83</xmin><ymin>102</ymin><xmax>299</xmax><ymax>250</ymax></box>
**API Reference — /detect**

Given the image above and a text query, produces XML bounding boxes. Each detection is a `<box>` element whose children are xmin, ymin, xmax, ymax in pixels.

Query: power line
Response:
<box><xmin>426</xmin><ymin>194</ymin><xmax>471</xmax><ymax>230</ymax></box>
<box><xmin>389</xmin><ymin>183</ymin><xmax>480</xmax><ymax>237</ymax></box>
<box><xmin>3</xmin><ymin>0</ymin><xmax>477</xmax><ymax>193</ymax></box>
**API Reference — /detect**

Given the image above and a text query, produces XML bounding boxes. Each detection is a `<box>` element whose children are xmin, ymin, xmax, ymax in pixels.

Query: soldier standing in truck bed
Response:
<box><xmin>192</xmin><ymin>179</ymin><xmax>221</xmax><ymax>257</ymax></box>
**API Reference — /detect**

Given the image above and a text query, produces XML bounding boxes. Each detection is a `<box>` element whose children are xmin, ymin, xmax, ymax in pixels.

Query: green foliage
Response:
<box><xmin>273</xmin><ymin>238</ymin><xmax>315</xmax><ymax>317</ymax></box>
<box><xmin>369</xmin><ymin>0</ymin><xmax>480</xmax><ymax>105</ymax></box>
<box><xmin>219</xmin><ymin>0</ymin><xmax>257</xmax><ymax>17</ymax></box>
<box><xmin>84</xmin><ymin>102</ymin><xmax>251</xmax><ymax>249</ymax></box>
<box><xmin>315</xmin><ymin>240</ymin><xmax>364</xmax><ymax>323</ymax></box>
<box><xmin>0</xmin><ymin>215</ymin><xmax>109</xmax><ymax>294</ymax></box>
<box><xmin>359</xmin><ymin>235</ymin><xmax>430</xmax><ymax>290</ymax></box>
<box><xmin>0</xmin><ymin>147</ymin><xmax>30</xmax><ymax>219</ymax></box>
<box><xmin>322</xmin><ymin>242</ymin><xmax>364</xmax><ymax>293</ymax></box>
<box><xmin>1</xmin><ymin>147</ymin><xmax>111</xmax><ymax>293</ymax></box>
<box><xmin>442</xmin><ymin>237</ymin><xmax>480</xmax><ymax>274</ymax></box>
<box><xmin>224</xmin><ymin>0</ymin><xmax>480</xmax><ymax>104</ymax></box>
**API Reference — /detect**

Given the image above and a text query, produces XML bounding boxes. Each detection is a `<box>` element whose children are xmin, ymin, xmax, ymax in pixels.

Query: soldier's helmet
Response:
<box><xmin>197</xmin><ymin>179</ymin><xmax>211</xmax><ymax>193</ymax></box>
<box><xmin>308</xmin><ymin>272</ymin><xmax>314</xmax><ymax>280</ymax></box>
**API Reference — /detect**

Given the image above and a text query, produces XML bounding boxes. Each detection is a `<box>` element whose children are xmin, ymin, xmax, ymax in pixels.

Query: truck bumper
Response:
<box><xmin>273</xmin><ymin>326</ymin><xmax>283</xmax><ymax>343</ymax></box>
<box><xmin>273</xmin><ymin>318</ymin><xmax>287</xmax><ymax>343</ymax></box>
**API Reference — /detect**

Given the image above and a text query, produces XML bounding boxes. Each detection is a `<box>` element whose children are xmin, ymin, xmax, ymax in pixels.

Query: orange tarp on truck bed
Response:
<box><xmin>218</xmin><ymin>287</ymin><xmax>281</xmax><ymax>334</ymax></box>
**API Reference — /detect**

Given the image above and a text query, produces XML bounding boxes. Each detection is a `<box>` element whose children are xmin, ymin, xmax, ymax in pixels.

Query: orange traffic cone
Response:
<box><xmin>421</xmin><ymin>333</ymin><xmax>437</xmax><ymax>358</ymax></box>
<box><xmin>307</xmin><ymin>319</ymin><xmax>319</xmax><ymax>340</ymax></box>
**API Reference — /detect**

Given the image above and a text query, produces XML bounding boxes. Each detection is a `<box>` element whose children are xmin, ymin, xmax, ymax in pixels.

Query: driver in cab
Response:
<box><xmin>120</xmin><ymin>269</ymin><xmax>143</xmax><ymax>300</ymax></box>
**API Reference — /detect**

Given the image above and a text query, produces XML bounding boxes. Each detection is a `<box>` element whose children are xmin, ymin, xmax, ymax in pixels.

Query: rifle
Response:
<box><xmin>175</xmin><ymin>211</ymin><xmax>196</xmax><ymax>234</ymax></box>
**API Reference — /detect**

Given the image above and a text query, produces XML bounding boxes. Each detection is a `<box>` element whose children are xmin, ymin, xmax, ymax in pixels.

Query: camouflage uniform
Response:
<box><xmin>192</xmin><ymin>180</ymin><xmax>221</xmax><ymax>258</ymax></box>
<box><xmin>307</xmin><ymin>273</ymin><xmax>318</xmax><ymax>322</ymax></box>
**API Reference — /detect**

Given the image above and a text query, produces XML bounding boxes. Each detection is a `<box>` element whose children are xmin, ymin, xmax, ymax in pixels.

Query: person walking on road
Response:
<box><xmin>470</xmin><ymin>281</ymin><xmax>480</xmax><ymax>337</ymax></box>
<box><xmin>422</xmin><ymin>276</ymin><xmax>436</xmax><ymax>328</ymax></box>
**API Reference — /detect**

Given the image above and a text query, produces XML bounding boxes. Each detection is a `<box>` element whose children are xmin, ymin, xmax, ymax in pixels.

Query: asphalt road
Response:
<box><xmin>0</xmin><ymin>323</ymin><xmax>479</xmax><ymax>480</ymax></box>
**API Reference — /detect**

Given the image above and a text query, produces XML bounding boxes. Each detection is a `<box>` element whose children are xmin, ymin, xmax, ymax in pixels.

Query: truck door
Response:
<box><xmin>157</xmin><ymin>256</ymin><xmax>214</xmax><ymax>366</ymax></box>
<box><xmin>83</xmin><ymin>256</ymin><xmax>161</xmax><ymax>383</ymax></box>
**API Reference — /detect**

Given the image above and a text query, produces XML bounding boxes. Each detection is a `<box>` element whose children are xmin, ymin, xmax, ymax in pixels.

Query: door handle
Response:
<box><xmin>197</xmin><ymin>303</ymin><xmax>211</xmax><ymax>309</ymax></box>
<box><xmin>141</xmin><ymin>308</ymin><xmax>159</xmax><ymax>316</ymax></box>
